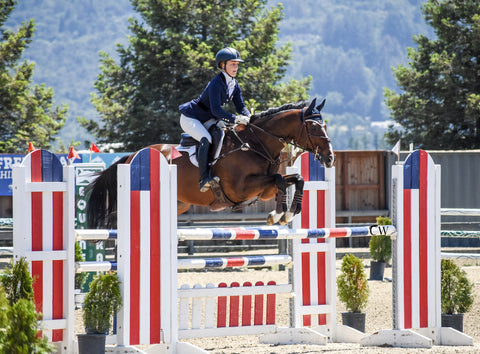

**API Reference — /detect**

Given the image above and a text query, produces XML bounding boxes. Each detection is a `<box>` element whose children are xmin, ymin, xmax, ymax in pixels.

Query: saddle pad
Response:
<box><xmin>177</xmin><ymin>132</ymin><xmax>224</xmax><ymax>167</ymax></box>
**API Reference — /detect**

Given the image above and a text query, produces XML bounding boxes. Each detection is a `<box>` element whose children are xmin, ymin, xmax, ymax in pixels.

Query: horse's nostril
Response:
<box><xmin>325</xmin><ymin>156</ymin><xmax>335</xmax><ymax>168</ymax></box>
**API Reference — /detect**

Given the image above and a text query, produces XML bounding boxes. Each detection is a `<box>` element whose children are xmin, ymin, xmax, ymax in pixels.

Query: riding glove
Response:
<box><xmin>216</xmin><ymin>120</ymin><xmax>227</xmax><ymax>130</ymax></box>
<box><xmin>235</xmin><ymin>115</ymin><xmax>250</xmax><ymax>125</ymax></box>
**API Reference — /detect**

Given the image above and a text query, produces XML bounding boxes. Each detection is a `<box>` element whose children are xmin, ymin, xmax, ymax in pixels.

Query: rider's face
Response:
<box><xmin>223</xmin><ymin>61</ymin><xmax>239</xmax><ymax>77</ymax></box>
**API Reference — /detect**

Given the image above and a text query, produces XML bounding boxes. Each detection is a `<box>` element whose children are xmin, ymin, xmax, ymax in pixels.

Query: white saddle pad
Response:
<box><xmin>176</xmin><ymin>132</ymin><xmax>224</xmax><ymax>167</ymax></box>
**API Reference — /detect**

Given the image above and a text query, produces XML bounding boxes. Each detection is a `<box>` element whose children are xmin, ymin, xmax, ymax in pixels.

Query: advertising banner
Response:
<box><xmin>0</xmin><ymin>154</ymin><xmax>81</xmax><ymax>196</ymax></box>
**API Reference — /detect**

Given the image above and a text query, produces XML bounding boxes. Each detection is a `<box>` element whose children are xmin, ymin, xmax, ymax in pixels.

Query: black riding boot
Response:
<box><xmin>198</xmin><ymin>137</ymin><xmax>219</xmax><ymax>192</ymax></box>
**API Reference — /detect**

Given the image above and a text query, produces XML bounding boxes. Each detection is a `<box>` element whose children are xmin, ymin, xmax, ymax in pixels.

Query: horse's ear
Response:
<box><xmin>305</xmin><ymin>98</ymin><xmax>316</xmax><ymax>116</ymax></box>
<box><xmin>316</xmin><ymin>98</ymin><xmax>326</xmax><ymax>112</ymax></box>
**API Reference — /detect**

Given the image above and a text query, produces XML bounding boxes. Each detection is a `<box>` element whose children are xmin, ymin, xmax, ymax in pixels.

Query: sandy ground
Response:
<box><xmin>73</xmin><ymin>255</ymin><xmax>480</xmax><ymax>354</ymax></box>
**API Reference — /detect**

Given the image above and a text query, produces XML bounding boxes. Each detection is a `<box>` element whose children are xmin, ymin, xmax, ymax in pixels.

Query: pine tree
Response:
<box><xmin>385</xmin><ymin>0</ymin><xmax>480</xmax><ymax>149</ymax></box>
<box><xmin>81</xmin><ymin>0</ymin><xmax>311</xmax><ymax>151</ymax></box>
<box><xmin>0</xmin><ymin>0</ymin><xmax>67</xmax><ymax>153</ymax></box>
<box><xmin>0</xmin><ymin>258</ymin><xmax>54</xmax><ymax>353</ymax></box>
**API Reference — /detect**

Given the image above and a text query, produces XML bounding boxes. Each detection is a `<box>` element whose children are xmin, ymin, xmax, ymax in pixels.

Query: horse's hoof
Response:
<box><xmin>279</xmin><ymin>215</ymin><xmax>288</xmax><ymax>225</ymax></box>
<box><xmin>284</xmin><ymin>211</ymin><xmax>294</xmax><ymax>223</ymax></box>
<box><xmin>267</xmin><ymin>211</ymin><xmax>282</xmax><ymax>225</ymax></box>
<box><xmin>266</xmin><ymin>215</ymin><xmax>274</xmax><ymax>225</ymax></box>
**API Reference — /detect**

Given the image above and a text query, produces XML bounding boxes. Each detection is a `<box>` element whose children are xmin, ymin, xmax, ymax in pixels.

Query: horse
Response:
<box><xmin>86</xmin><ymin>98</ymin><xmax>335</xmax><ymax>228</ymax></box>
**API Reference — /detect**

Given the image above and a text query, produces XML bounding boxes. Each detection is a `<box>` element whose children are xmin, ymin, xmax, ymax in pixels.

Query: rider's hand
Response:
<box><xmin>216</xmin><ymin>120</ymin><xmax>227</xmax><ymax>130</ymax></box>
<box><xmin>235</xmin><ymin>115</ymin><xmax>250</xmax><ymax>125</ymax></box>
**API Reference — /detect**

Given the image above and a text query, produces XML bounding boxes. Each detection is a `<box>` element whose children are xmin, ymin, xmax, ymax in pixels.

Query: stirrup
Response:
<box><xmin>199</xmin><ymin>176</ymin><xmax>220</xmax><ymax>192</ymax></box>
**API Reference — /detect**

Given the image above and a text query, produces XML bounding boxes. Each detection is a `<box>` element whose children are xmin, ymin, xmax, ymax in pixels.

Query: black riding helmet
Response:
<box><xmin>215</xmin><ymin>47</ymin><xmax>244</xmax><ymax>68</ymax></box>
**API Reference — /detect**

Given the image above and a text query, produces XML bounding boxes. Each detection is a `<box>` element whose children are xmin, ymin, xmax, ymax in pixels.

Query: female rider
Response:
<box><xmin>179</xmin><ymin>47</ymin><xmax>251</xmax><ymax>192</ymax></box>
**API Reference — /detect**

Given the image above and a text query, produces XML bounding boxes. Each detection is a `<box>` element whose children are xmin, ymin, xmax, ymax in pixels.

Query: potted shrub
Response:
<box><xmin>78</xmin><ymin>272</ymin><xmax>122</xmax><ymax>354</ymax></box>
<box><xmin>336</xmin><ymin>253</ymin><xmax>369</xmax><ymax>332</ymax></box>
<box><xmin>0</xmin><ymin>258</ymin><xmax>54</xmax><ymax>353</ymax></box>
<box><xmin>441</xmin><ymin>259</ymin><xmax>474</xmax><ymax>332</ymax></box>
<box><xmin>368</xmin><ymin>216</ymin><xmax>392</xmax><ymax>280</ymax></box>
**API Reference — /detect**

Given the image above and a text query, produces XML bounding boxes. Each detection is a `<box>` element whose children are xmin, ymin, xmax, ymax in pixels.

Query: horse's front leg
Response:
<box><xmin>278</xmin><ymin>173</ymin><xmax>304</xmax><ymax>225</ymax></box>
<box><xmin>266</xmin><ymin>174</ymin><xmax>288</xmax><ymax>225</ymax></box>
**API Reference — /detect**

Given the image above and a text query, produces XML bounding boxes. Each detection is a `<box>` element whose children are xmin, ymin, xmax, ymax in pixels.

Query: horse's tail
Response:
<box><xmin>86</xmin><ymin>155</ymin><xmax>129</xmax><ymax>229</ymax></box>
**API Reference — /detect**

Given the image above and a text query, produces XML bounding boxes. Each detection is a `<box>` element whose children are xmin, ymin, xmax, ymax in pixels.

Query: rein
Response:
<box><xmin>212</xmin><ymin>126</ymin><xmax>280</xmax><ymax>167</ymax></box>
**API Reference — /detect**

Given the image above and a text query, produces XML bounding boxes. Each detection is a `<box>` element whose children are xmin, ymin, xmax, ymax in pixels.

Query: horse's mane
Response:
<box><xmin>251</xmin><ymin>101</ymin><xmax>308</xmax><ymax>121</ymax></box>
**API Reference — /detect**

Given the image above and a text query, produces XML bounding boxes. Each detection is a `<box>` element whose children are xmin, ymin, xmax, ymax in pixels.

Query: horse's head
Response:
<box><xmin>298</xmin><ymin>98</ymin><xmax>335</xmax><ymax>167</ymax></box>
<box><xmin>248</xmin><ymin>99</ymin><xmax>335</xmax><ymax>167</ymax></box>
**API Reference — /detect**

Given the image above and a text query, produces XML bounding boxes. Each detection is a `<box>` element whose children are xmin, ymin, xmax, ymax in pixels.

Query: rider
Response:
<box><xmin>179</xmin><ymin>47</ymin><xmax>251</xmax><ymax>192</ymax></box>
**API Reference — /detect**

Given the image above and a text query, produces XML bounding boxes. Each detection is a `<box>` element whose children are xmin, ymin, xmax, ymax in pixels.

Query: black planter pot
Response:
<box><xmin>442</xmin><ymin>313</ymin><xmax>464</xmax><ymax>332</ymax></box>
<box><xmin>341</xmin><ymin>312</ymin><xmax>366</xmax><ymax>333</ymax></box>
<box><xmin>369</xmin><ymin>261</ymin><xmax>386</xmax><ymax>280</ymax></box>
<box><xmin>77</xmin><ymin>333</ymin><xmax>106</xmax><ymax>354</ymax></box>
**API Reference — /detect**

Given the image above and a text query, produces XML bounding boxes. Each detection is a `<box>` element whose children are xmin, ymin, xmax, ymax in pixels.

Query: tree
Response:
<box><xmin>385</xmin><ymin>0</ymin><xmax>480</xmax><ymax>150</ymax></box>
<box><xmin>0</xmin><ymin>258</ymin><xmax>54</xmax><ymax>353</ymax></box>
<box><xmin>0</xmin><ymin>0</ymin><xmax>67</xmax><ymax>153</ymax></box>
<box><xmin>81</xmin><ymin>0</ymin><xmax>311</xmax><ymax>151</ymax></box>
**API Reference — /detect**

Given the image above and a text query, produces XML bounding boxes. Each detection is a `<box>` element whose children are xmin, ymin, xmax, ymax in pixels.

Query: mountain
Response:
<box><xmin>6</xmin><ymin>0</ymin><xmax>433</xmax><ymax>150</ymax></box>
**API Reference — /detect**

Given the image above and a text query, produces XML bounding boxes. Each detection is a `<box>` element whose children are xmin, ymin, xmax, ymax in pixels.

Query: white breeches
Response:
<box><xmin>180</xmin><ymin>114</ymin><xmax>212</xmax><ymax>143</ymax></box>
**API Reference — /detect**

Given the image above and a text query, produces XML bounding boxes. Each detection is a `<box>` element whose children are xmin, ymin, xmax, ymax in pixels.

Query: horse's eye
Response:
<box><xmin>308</xmin><ymin>121</ymin><xmax>324</xmax><ymax>134</ymax></box>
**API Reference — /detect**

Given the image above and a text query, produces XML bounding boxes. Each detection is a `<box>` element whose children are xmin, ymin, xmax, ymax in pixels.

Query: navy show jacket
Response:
<box><xmin>179</xmin><ymin>73</ymin><xmax>250</xmax><ymax>124</ymax></box>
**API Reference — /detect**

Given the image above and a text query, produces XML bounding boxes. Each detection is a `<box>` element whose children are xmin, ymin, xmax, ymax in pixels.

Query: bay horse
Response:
<box><xmin>86</xmin><ymin>98</ymin><xmax>335</xmax><ymax>228</ymax></box>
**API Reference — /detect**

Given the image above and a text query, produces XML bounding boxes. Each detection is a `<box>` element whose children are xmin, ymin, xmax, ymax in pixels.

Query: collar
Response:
<box><xmin>222</xmin><ymin>71</ymin><xmax>235</xmax><ymax>86</ymax></box>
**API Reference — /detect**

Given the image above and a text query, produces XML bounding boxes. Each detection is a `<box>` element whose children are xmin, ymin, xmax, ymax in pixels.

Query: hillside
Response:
<box><xmin>5</xmin><ymin>0</ymin><xmax>433</xmax><ymax>150</ymax></box>
<box><xmin>5</xmin><ymin>0</ymin><xmax>135</xmax><ymax>146</ymax></box>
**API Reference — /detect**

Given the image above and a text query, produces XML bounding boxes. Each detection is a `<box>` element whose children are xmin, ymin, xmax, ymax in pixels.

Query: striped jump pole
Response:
<box><xmin>75</xmin><ymin>261</ymin><xmax>117</xmax><ymax>273</ymax></box>
<box><xmin>75</xmin><ymin>229</ymin><xmax>117</xmax><ymax>240</ymax></box>
<box><xmin>440</xmin><ymin>252</ymin><xmax>480</xmax><ymax>259</ymax></box>
<box><xmin>362</xmin><ymin>150</ymin><xmax>473</xmax><ymax>348</ymax></box>
<box><xmin>441</xmin><ymin>208</ymin><xmax>480</xmax><ymax>216</ymax></box>
<box><xmin>177</xmin><ymin>254</ymin><xmax>292</xmax><ymax>270</ymax></box>
<box><xmin>12</xmin><ymin>150</ymin><xmax>76</xmax><ymax>353</ymax></box>
<box><xmin>177</xmin><ymin>225</ymin><xmax>396</xmax><ymax>241</ymax></box>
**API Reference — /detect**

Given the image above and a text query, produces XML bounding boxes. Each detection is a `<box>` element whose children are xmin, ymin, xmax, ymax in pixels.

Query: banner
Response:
<box><xmin>0</xmin><ymin>154</ymin><xmax>81</xmax><ymax>196</ymax></box>
<box><xmin>0</xmin><ymin>152</ymin><xmax>129</xmax><ymax>196</ymax></box>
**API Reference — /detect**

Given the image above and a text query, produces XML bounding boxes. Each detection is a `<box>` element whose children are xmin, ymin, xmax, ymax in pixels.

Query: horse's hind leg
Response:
<box><xmin>278</xmin><ymin>174</ymin><xmax>304</xmax><ymax>225</ymax></box>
